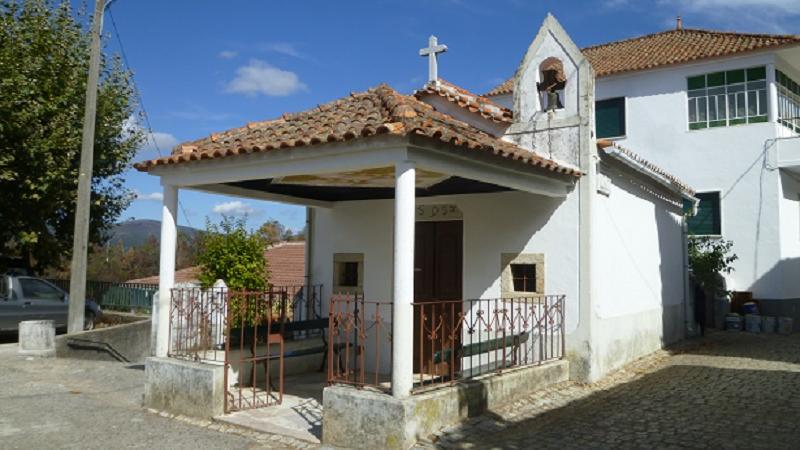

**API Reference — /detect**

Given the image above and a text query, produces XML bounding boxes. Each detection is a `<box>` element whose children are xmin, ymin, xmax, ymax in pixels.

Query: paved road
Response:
<box><xmin>0</xmin><ymin>344</ymin><xmax>299</xmax><ymax>449</ymax></box>
<box><xmin>421</xmin><ymin>331</ymin><xmax>800</xmax><ymax>449</ymax></box>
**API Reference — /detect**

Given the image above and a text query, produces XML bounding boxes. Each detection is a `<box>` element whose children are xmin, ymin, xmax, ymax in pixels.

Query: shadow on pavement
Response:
<box><xmin>428</xmin><ymin>332</ymin><xmax>800</xmax><ymax>449</ymax></box>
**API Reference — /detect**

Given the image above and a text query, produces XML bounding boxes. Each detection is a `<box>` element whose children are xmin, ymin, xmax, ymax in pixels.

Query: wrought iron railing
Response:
<box><xmin>327</xmin><ymin>293</ymin><xmax>393</xmax><ymax>391</ymax></box>
<box><xmin>412</xmin><ymin>295</ymin><xmax>565</xmax><ymax>391</ymax></box>
<box><xmin>326</xmin><ymin>294</ymin><xmax>566</xmax><ymax>393</ymax></box>
<box><xmin>167</xmin><ymin>285</ymin><xmax>323</xmax><ymax>363</ymax></box>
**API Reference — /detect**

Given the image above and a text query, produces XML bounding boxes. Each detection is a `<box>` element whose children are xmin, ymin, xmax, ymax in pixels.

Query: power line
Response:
<box><xmin>107</xmin><ymin>7</ymin><xmax>193</xmax><ymax>228</ymax></box>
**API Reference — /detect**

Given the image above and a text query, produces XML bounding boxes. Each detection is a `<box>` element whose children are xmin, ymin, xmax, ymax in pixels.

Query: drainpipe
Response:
<box><xmin>304</xmin><ymin>207</ymin><xmax>315</xmax><ymax>320</ymax></box>
<box><xmin>682</xmin><ymin>219</ymin><xmax>692</xmax><ymax>338</ymax></box>
<box><xmin>305</xmin><ymin>207</ymin><xmax>313</xmax><ymax>287</ymax></box>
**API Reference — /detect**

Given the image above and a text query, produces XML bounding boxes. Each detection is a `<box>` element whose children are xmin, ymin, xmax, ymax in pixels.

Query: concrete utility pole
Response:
<box><xmin>68</xmin><ymin>0</ymin><xmax>107</xmax><ymax>334</ymax></box>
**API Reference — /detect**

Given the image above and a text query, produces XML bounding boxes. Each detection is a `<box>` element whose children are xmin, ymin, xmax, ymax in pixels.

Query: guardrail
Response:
<box><xmin>47</xmin><ymin>279</ymin><xmax>157</xmax><ymax>312</ymax></box>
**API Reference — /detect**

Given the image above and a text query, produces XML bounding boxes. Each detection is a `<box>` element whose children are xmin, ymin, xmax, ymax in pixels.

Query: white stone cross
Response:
<box><xmin>419</xmin><ymin>35</ymin><xmax>447</xmax><ymax>83</ymax></box>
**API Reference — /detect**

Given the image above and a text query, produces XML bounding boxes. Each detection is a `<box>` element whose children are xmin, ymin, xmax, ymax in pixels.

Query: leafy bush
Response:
<box><xmin>197</xmin><ymin>216</ymin><xmax>268</xmax><ymax>291</ymax></box>
<box><xmin>197</xmin><ymin>216</ymin><xmax>269</xmax><ymax>326</ymax></box>
<box><xmin>688</xmin><ymin>236</ymin><xmax>738</xmax><ymax>297</ymax></box>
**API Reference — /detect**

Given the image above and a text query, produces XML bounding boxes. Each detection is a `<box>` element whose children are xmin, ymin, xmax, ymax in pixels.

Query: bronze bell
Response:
<box><xmin>546</xmin><ymin>91</ymin><xmax>560</xmax><ymax>111</ymax></box>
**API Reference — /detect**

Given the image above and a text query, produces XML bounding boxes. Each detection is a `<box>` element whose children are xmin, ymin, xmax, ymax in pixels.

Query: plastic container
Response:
<box><xmin>742</xmin><ymin>302</ymin><xmax>760</xmax><ymax>315</ymax></box>
<box><xmin>778</xmin><ymin>317</ymin><xmax>794</xmax><ymax>335</ymax></box>
<box><xmin>761</xmin><ymin>316</ymin><xmax>776</xmax><ymax>333</ymax></box>
<box><xmin>745</xmin><ymin>314</ymin><xmax>761</xmax><ymax>333</ymax></box>
<box><xmin>726</xmin><ymin>313</ymin><xmax>743</xmax><ymax>331</ymax></box>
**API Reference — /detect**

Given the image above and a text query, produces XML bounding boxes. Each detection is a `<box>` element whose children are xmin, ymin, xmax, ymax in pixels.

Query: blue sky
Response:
<box><xmin>89</xmin><ymin>0</ymin><xmax>799</xmax><ymax>232</ymax></box>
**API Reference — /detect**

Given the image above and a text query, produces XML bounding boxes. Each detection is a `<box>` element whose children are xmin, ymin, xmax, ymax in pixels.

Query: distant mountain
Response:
<box><xmin>107</xmin><ymin>219</ymin><xmax>201</xmax><ymax>248</ymax></box>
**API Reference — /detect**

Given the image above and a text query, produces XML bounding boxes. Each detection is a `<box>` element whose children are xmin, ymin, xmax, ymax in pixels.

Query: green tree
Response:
<box><xmin>197</xmin><ymin>216</ymin><xmax>268</xmax><ymax>291</ymax></box>
<box><xmin>257</xmin><ymin>219</ymin><xmax>305</xmax><ymax>244</ymax></box>
<box><xmin>0</xmin><ymin>0</ymin><xmax>144</xmax><ymax>271</ymax></box>
<box><xmin>688</xmin><ymin>236</ymin><xmax>738</xmax><ymax>297</ymax></box>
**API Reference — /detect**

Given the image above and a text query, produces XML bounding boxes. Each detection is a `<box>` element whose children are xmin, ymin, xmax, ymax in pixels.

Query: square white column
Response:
<box><xmin>154</xmin><ymin>184</ymin><xmax>178</xmax><ymax>357</ymax></box>
<box><xmin>767</xmin><ymin>63</ymin><xmax>779</xmax><ymax>124</ymax></box>
<box><xmin>392</xmin><ymin>161</ymin><xmax>415</xmax><ymax>398</ymax></box>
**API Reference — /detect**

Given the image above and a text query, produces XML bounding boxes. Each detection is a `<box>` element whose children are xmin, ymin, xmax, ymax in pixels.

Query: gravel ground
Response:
<box><xmin>0</xmin><ymin>343</ymin><xmax>300</xmax><ymax>450</ymax></box>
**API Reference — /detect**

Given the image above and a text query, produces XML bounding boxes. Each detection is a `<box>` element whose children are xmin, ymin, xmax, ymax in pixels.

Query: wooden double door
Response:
<box><xmin>413</xmin><ymin>221</ymin><xmax>463</xmax><ymax>376</ymax></box>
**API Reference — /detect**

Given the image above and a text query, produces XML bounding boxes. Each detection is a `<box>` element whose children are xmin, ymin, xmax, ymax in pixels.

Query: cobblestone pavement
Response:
<box><xmin>0</xmin><ymin>343</ymin><xmax>312</xmax><ymax>449</ymax></box>
<box><xmin>418</xmin><ymin>331</ymin><xmax>800</xmax><ymax>449</ymax></box>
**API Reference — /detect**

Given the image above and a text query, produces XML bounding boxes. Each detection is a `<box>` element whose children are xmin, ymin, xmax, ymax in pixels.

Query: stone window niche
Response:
<box><xmin>501</xmin><ymin>253</ymin><xmax>545</xmax><ymax>297</ymax></box>
<box><xmin>537</xmin><ymin>57</ymin><xmax>566</xmax><ymax>112</ymax></box>
<box><xmin>333</xmin><ymin>253</ymin><xmax>364</xmax><ymax>294</ymax></box>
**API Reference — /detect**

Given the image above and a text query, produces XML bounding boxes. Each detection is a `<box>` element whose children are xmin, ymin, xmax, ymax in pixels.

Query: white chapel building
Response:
<box><xmin>136</xmin><ymin>15</ymin><xmax>750</xmax><ymax>446</ymax></box>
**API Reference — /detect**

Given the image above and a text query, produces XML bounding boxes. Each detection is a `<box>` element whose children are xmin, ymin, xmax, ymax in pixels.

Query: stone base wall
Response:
<box><xmin>323</xmin><ymin>360</ymin><xmax>569</xmax><ymax>449</ymax></box>
<box><xmin>144</xmin><ymin>357</ymin><xmax>225</xmax><ymax>418</ymax></box>
<box><xmin>55</xmin><ymin>318</ymin><xmax>150</xmax><ymax>363</ymax></box>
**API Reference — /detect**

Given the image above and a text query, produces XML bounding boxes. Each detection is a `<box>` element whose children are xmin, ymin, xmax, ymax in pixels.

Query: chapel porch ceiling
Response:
<box><xmin>274</xmin><ymin>166</ymin><xmax>449</xmax><ymax>189</ymax></box>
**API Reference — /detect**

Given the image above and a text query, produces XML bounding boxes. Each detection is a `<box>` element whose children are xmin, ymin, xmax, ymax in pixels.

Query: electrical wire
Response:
<box><xmin>106</xmin><ymin>6</ymin><xmax>193</xmax><ymax>228</ymax></box>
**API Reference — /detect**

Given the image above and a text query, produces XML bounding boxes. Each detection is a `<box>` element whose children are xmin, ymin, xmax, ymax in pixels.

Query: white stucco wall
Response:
<box><xmin>310</xmin><ymin>190</ymin><xmax>581</xmax><ymax>331</ymax></box>
<box><xmin>590</xmin><ymin>164</ymin><xmax>686</xmax><ymax>378</ymax></box>
<box><xmin>595</xmin><ymin>53</ymin><xmax>789</xmax><ymax>299</ymax></box>
<box><xmin>778</xmin><ymin>171</ymin><xmax>800</xmax><ymax>298</ymax></box>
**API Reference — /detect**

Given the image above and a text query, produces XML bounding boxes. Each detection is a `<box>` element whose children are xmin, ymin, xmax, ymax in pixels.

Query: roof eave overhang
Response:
<box><xmin>601</xmin><ymin>145</ymin><xmax>696</xmax><ymax>202</ymax></box>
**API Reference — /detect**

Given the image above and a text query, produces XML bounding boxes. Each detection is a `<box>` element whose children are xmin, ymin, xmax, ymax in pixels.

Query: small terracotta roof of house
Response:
<box><xmin>486</xmin><ymin>28</ymin><xmax>800</xmax><ymax>96</ymax></box>
<box><xmin>134</xmin><ymin>84</ymin><xmax>580</xmax><ymax>177</ymax></box>
<box><xmin>264</xmin><ymin>242</ymin><xmax>306</xmax><ymax>286</ymax></box>
<box><xmin>126</xmin><ymin>241</ymin><xmax>306</xmax><ymax>286</ymax></box>
<box><xmin>597</xmin><ymin>139</ymin><xmax>695</xmax><ymax>197</ymax></box>
<box><xmin>127</xmin><ymin>266</ymin><xmax>200</xmax><ymax>285</ymax></box>
<box><xmin>415</xmin><ymin>79</ymin><xmax>513</xmax><ymax>123</ymax></box>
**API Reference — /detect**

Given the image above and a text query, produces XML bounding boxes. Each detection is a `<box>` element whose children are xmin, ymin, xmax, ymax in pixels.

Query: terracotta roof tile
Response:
<box><xmin>486</xmin><ymin>28</ymin><xmax>800</xmax><ymax>96</ymax></box>
<box><xmin>597</xmin><ymin>139</ymin><xmax>695</xmax><ymax>196</ymax></box>
<box><xmin>264</xmin><ymin>242</ymin><xmax>306</xmax><ymax>286</ymax></box>
<box><xmin>415</xmin><ymin>79</ymin><xmax>513</xmax><ymax>123</ymax></box>
<box><xmin>134</xmin><ymin>84</ymin><xmax>580</xmax><ymax>177</ymax></box>
<box><xmin>126</xmin><ymin>266</ymin><xmax>200</xmax><ymax>285</ymax></box>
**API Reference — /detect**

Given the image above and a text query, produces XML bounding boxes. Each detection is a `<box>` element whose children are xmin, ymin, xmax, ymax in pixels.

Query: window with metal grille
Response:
<box><xmin>510</xmin><ymin>264</ymin><xmax>537</xmax><ymax>293</ymax></box>
<box><xmin>688</xmin><ymin>67</ymin><xmax>767</xmax><ymax>130</ymax></box>
<box><xmin>687</xmin><ymin>192</ymin><xmax>722</xmax><ymax>236</ymax></box>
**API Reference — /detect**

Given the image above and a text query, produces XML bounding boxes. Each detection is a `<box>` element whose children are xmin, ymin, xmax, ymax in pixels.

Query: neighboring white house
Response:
<box><xmin>138</xmin><ymin>15</ymin><xmax>698</xmax><ymax>448</ymax></box>
<box><xmin>487</xmin><ymin>18</ymin><xmax>800</xmax><ymax>324</ymax></box>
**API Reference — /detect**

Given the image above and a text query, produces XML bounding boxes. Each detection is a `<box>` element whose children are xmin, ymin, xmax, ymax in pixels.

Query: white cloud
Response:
<box><xmin>147</xmin><ymin>131</ymin><xmax>180</xmax><ymax>153</ymax></box>
<box><xmin>135</xmin><ymin>191</ymin><xmax>163</xmax><ymax>202</ymax></box>
<box><xmin>671</xmin><ymin>0</ymin><xmax>799</xmax><ymax>13</ymax></box>
<box><xmin>212</xmin><ymin>200</ymin><xmax>258</xmax><ymax>216</ymax></box>
<box><xmin>225</xmin><ymin>59</ymin><xmax>307</xmax><ymax>97</ymax></box>
<box><xmin>665</xmin><ymin>0</ymin><xmax>800</xmax><ymax>32</ymax></box>
<box><xmin>218</xmin><ymin>50</ymin><xmax>238</xmax><ymax>59</ymax></box>
<box><xmin>603</xmin><ymin>0</ymin><xmax>800</xmax><ymax>33</ymax></box>
<box><xmin>123</xmin><ymin>116</ymin><xmax>180</xmax><ymax>160</ymax></box>
<box><xmin>261</xmin><ymin>42</ymin><xmax>304</xmax><ymax>58</ymax></box>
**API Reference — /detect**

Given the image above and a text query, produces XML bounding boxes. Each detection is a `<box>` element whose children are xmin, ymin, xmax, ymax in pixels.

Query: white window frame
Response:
<box><xmin>687</xmin><ymin>67</ymin><xmax>768</xmax><ymax>131</ymax></box>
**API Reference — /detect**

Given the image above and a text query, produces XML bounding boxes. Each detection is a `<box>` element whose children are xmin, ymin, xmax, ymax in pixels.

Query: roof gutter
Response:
<box><xmin>600</xmin><ymin>144</ymin><xmax>698</xmax><ymax>205</ymax></box>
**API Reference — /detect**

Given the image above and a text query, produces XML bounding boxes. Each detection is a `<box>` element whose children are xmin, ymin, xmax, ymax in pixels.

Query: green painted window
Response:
<box><xmin>777</xmin><ymin>69</ymin><xmax>800</xmax><ymax>133</ymax></box>
<box><xmin>687</xmin><ymin>66</ymin><xmax>768</xmax><ymax>130</ymax></box>
<box><xmin>596</xmin><ymin>97</ymin><xmax>626</xmax><ymax>138</ymax></box>
<box><xmin>688</xmin><ymin>192</ymin><xmax>721</xmax><ymax>236</ymax></box>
